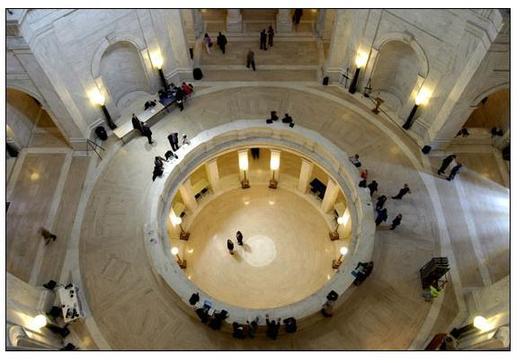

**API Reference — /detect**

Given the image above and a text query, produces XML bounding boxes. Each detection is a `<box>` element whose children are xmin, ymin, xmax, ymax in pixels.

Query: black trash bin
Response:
<box><xmin>421</xmin><ymin>145</ymin><xmax>432</xmax><ymax>154</ymax></box>
<box><xmin>322</xmin><ymin>76</ymin><xmax>329</xmax><ymax>85</ymax></box>
<box><xmin>193</xmin><ymin>67</ymin><xmax>203</xmax><ymax>80</ymax></box>
<box><xmin>95</xmin><ymin>125</ymin><xmax>108</xmax><ymax>141</ymax></box>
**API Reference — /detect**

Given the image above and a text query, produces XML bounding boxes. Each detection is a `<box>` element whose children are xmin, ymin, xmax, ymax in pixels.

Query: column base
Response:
<box><xmin>269</xmin><ymin>179</ymin><xmax>278</xmax><ymax>189</ymax></box>
<box><xmin>241</xmin><ymin>180</ymin><xmax>250</xmax><ymax>189</ymax></box>
<box><xmin>180</xmin><ymin>231</ymin><xmax>190</xmax><ymax>241</ymax></box>
<box><xmin>177</xmin><ymin>259</ymin><xmax>187</xmax><ymax>269</ymax></box>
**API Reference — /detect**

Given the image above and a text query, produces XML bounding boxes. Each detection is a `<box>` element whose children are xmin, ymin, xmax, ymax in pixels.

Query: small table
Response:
<box><xmin>57</xmin><ymin>284</ymin><xmax>84</xmax><ymax>323</ymax></box>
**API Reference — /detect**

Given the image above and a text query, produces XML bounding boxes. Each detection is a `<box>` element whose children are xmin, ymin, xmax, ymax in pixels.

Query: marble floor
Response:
<box><xmin>6</xmin><ymin>83</ymin><xmax>510</xmax><ymax>350</ymax></box>
<box><xmin>182</xmin><ymin>186</ymin><xmax>337</xmax><ymax>309</ymax></box>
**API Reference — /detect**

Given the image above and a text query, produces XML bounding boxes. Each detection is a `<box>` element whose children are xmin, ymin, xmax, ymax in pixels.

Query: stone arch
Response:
<box><xmin>371</xmin><ymin>32</ymin><xmax>429</xmax><ymax>78</ymax></box>
<box><xmin>470</xmin><ymin>82</ymin><xmax>510</xmax><ymax>107</ymax></box>
<box><xmin>91</xmin><ymin>33</ymin><xmax>148</xmax><ymax>79</ymax></box>
<box><xmin>97</xmin><ymin>40</ymin><xmax>152</xmax><ymax>111</ymax></box>
<box><xmin>369</xmin><ymin>40</ymin><xmax>421</xmax><ymax>115</ymax></box>
<box><xmin>464</xmin><ymin>84</ymin><xmax>510</xmax><ymax>132</ymax></box>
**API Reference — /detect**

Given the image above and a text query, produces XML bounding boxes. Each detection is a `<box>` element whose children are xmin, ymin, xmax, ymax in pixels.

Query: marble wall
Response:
<box><xmin>324</xmin><ymin>9</ymin><xmax>510</xmax><ymax>147</ymax></box>
<box><xmin>6</xmin><ymin>9</ymin><xmax>193</xmax><ymax>146</ymax></box>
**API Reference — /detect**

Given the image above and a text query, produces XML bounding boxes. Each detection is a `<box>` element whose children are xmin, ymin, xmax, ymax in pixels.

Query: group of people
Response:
<box><xmin>152</xmin><ymin>131</ymin><xmax>191</xmax><ymax>181</ymax></box>
<box><xmin>227</xmin><ymin>231</ymin><xmax>244</xmax><ymax>255</ymax></box>
<box><xmin>259</xmin><ymin>25</ymin><xmax>275</xmax><ymax>50</ymax></box>
<box><xmin>437</xmin><ymin>154</ymin><xmax>463</xmax><ymax>181</ymax></box>
<box><xmin>266</xmin><ymin>111</ymin><xmax>295</xmax><ymax>128</ymax></box>
<box><xmin>351</xmin><ymin>154</ymin><xmax>406</xmax><ymax>230</ymax></box>
<box><xmin>203</xmin><ymin>32</ymin><xmax>229</xmax><ymax>54</ymax></box>
<box><xmin>158</xmin><ymin>82</ymin><xmax>194</xmax><ymax>112</ymax></box>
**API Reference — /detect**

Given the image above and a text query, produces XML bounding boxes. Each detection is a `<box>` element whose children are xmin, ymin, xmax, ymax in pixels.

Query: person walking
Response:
<box><xmin>392</xmin><ymin>184</ymin><xmax>411</xmax><ymax>200</ymax></box>
<box><xmin>266</xmin><ymin>111</ymin><xmax>279</xmax><ymax>124</ymax></box>
<box><xmin>203</xmin><ymin>33</ymin><xmax>212</xmax><ymax>54</ymax></box>
<box><xmin>282</xmin><ymin>113</ymin><xmax>293</xmax><ymax>123</ymax></box>
<box><xmin>167</xmin><ymin>132</ymin><xmax>179</xmax><ymax>152</ymax></box>
<box><xmin>368</xmin><ymin>180</ymin><xmax>378</xmax><ymax>196</ymax></box>
<box><xmin>438</xmin><ymin>154</ymin><xmax>456</xmax><ymax>175</ymax></box>
<box><xmin>246</xmin><ymin>49</ymin><xmax>256</xmax><ymax>71</ymax></box>
<box><xmin>227</xmin><ymin>239</ymin><xmax>235</xmax><ymax>255</ymax></box>
<box><xmin>142</xmin><ymin>123</ymin><xmax>153</xmax><ymax>144</ymax></box>
<box><xmin>181</xmin><ymin>134</ymin><xmax>190</xmax><ymax>146</ymax></box>
<box><xmin>236</xmin><ymin>231</ymin><xmax>244</xmax><ymax>246</ymax></box>
<box><xmin>447</xmin><ymin>163</ymin><xmax>463</xmax><ymax>181</ymax></box>
<box><xmin>175</xmin><ymin>87</ymin><xmax>185</xmax><ymax>111</ymax></box>
<box><xmin>360</xmin><ymin>169</ymin><xmax>369</xmax><ymax>180</ymax></box>
<box><xmin>375</xmin><ymin>195</ymin><xmax>387</xmax><ymax>211</ymax></box>
<box><xmin>375</xmin><ymin>208</ymin><xmax>388</xmax><ymax>226</ymax></box>
<box><xmin>349</xmin><ymin>154</ymin><xmax>361</xmax><ymax>168</ymax></box>
<box><xmin>39</xmin><ymin>227</ymin><xmax>57</xmax><ymax>246</ymax></box>
<box><xmin>390</xmin><ymin>214</ymin><xmax>403</xmax><ymax>230</ymax></box>
<box><xmin>293</xmin><ymin>9</ymin><xmax>303</xmax><ymax>25</ymax></box>
<box><xmin>217</xmin><ymin>32</ymin><xmax>228</xmax><ymax>54</ymax></box>
<box><xmin>259</xmin><ymin>29</ymin><xmax>267</xmax><ymax>50</ymax></box>
<box><xmin>268</xmin><ymin>25</ymin><xmax>275</xmax><ymax>47</ymax></box>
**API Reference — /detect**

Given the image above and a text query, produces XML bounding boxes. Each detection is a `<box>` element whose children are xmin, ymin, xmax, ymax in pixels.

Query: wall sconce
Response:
<box><xmin>239</xmin><ymin>151</ymin><xmax>250</xmax><ymax>189</ymax></box>
<box><xmin>332</xmin><ymin>246</ymin><xmax>349</xmax><ymax>269</ymax></box>
<box><xmin>170</xmin><ymin>246</ymin><xmax>187</xmax><ymax>269</ymax></box>
<box><xmin>473</xmin><ymin>315</ymin><xmax>493</xmax><ymax>332</ymax></box>
<box><xmin>269</xmin><ymin>151</ymin><xmax>280</xmax><ymax>189</ymax></box>
<box><xmin>29</xmin><ymin>314</ymin><xmax>48</xmax><ymax>330</ymax></box>
<box><xmin>170</xmin><ymin>209</ymin><xmax>190</xmax><ymax>240</ymax></box>
<box><xmin>349</xmin><ymin>51</ymin><xmax>368</xmax><ymax>94</ymax></box>
<box><xmin>150</xmin><ymin>50</ymin><xmax>168</xmax><ymax>91</ymax></box>
<box><xmin>403</xmin><ymin>87</ymin><xmax>431</xmax><ymax>130</ymax></box>
<box><xmin>89</xmin><ymin>87</ymin><xmax>116</xmax><ymax>130</ymax></box>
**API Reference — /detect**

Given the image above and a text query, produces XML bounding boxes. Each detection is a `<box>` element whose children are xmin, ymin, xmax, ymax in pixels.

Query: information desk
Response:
<box><xmin>57</xmin><ymin>284</ymin><xmax>84</xmax><ymax>323</ymax></box>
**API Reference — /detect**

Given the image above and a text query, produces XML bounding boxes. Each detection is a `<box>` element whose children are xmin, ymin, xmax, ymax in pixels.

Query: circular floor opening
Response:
<box><xmin>181</xmin><ymin>185</ymin><xmax>337</xmax><ymax>309</ymax></box>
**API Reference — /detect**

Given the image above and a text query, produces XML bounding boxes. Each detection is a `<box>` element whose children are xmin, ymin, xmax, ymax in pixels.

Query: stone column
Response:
<box><xmin>179</xmin><ymin>178</ymin><xmax>198</xmax><ymax>213</ymax></box>
<box><xmin>192</xmin><ymin>9</ymin><xmax>204</xmax><ymax>39</ymax></box>
<box><xmin>270</xmin><ymin>149</ymin><xmax>281</xmax><ymax>182</ymax></box>
<box><xmin>277</xmin><ymin>9</ymin><xmax>292</xmax><ymax>33</ymax></box>
<box><xmin>297</xmin><ymin>159</ymin><xmax>313</xmax><ymax>193</ymax></box>
<box><xmin>315</xmin><ymin>9</ymin><xmax>326</xmax><ymax>36</ymax></box>
<box><xmin>339</xmin><ymin>207</ymin><xmax>352</xmax><ymax>239</ymax></box>
<box><xmin>205</xmin><ymin>158</ymin><xmax>220</xmax><ymax>192</ymax></box>
<box><xmin>238</xmin><ymin>149</ymin><xmax>250</xmax><ymax>187</ymax></box>
<box><xmin>321</xmin><ymin>178</ymin><xmax>339</xmax><ymax>213</ymax></box>
<box><xmin>227</xmin><ymin>9</ymin><xmax>242</xmax><ymax>33</ymax></box>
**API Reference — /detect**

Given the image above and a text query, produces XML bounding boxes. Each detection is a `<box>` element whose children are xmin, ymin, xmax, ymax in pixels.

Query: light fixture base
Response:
<box><xmin>269</xmin><ymin>179</ymin><xmax>278</xmax><ymax>189</ymax></box>
<box><xmin>332</xmin><ymin>259</ymin><xmax>342</xmax><ymax>270</ymax></box>
<box><xmin>179</xmin><ymin>231</ymin><xmax>190</xmax><ymax>241</ymax></box>
<box><xmin>241</xmin><ymin>180</ymin><xmax>250</xmax><ymax>189</ymax></box>
<box><xmin>329</xmin><ymin>231</ymin><xmax>340</xmax><ymax>241</ymax></box>
<box><xmin>177</xmin><ymin>259</ymin><xmax>187</xmax><ymax>269</ymax></box>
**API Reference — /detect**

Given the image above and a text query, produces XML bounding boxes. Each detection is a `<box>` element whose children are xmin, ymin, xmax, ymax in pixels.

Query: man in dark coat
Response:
<box><xmin>142</xmin><ymin>123</ymin><xmax>153</xmax><ymax>144</ymax></box>
<box><xmin>260</xmin><ymin>29</ymin><xmax>267</xmax><ymax>50</ymax></box>
<box><xmin>131</xmin><ymin>113</ymin><xmax>143</xmax><ymax>133</ymax></box>
<box><xmin>236</xmin><ymin>231</ymin><xmax>244</xmax><ymax>246</ymax></box>
<box><xmin>268</xmin><ymin>25</ymin><xmax>275</xmax><ymax>47</ymax></box>
<box><xmin>376</xmin><ymin>195</ymin><xmax>387</xmax><ymax>211</ymax></box>
<box><xmin>392</xmin><ymin>184</ymin><xmax>411</xmax><ymax>200</ymax></box>
<box><xmin>168</xmin><ymin>132</ymin><xmax>179</xmax><ymax>151</ymax></box>
<box><xmin>390</xmin><ymin>214</ymin><xmax>403</xmax><ymax>230</ymax></box>
<box><xmin>227</xmin><ymin>239</ymin><xmax>235</xmax><ymax>255</ymax></box>
<box><xmin>447</xmin><ymin>163</ymin><xmax>463</xmax><ymax>181</ymax></box>
<box><xmin>246</xmin><ymin>49</ymin><xmax>256</xmax><ymax>71</ymax></box>
<box><xmin>175</xmin><ymin>87</ymin><xmax>185</xmax><ymax>111</ymax></box>
<box><xmin>438</xmin><ymin>154</ymin><xmax>456</xmax><ymax>175</ymax></box>
<box><xmin>265</xmin><ymin>315</ymin><xmax>281</xmax><ymax>340</ymax></box>
<box><xmin>217</xmin><ymin>32</ymin><xmax>228</xmax><ymax>54</ymax></box>
<box><xmin>368</xmin><ymin>180</ymin><xmax>378</xmax><ymax>196</ymax></box>
<box><xmin>375</xmin><ymin>208</ymin><xmax>388</xmax><ymax>226</ymax></box>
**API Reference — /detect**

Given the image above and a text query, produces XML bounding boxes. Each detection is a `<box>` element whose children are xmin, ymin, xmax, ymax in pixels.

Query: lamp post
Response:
<box><xmin>332</xmin><ymin>246</ymin><xmax>349</xmax><ymax>269</ymax></box>
<box><xmin>329</xmin><ymin>216</ymin><xmax>345</xmax><ymax>241</ymax></box>
<box><xmin>349</xmin><ymin>51</ymin><xmax>368</xmax><ymax>94</ymax></box>
<box><xmin>170</xmin><ymin>210</ymin><xmax>190</xmax><ymax>240</ymax></box>
<box><xmin>403</xmin><ymin>88</ymin><xmax>430</xmax><ymax>130</ymax></box>
<box><xmin>171</xmin><ymin>247</ymin><xmax>187</xmax><ymax>269</ymax></box>
<box><xmin>90</xmin><ymin>88</ymin><xmax>116</xmax><ymax>130</ymax></box>
<box><xmin>151</xmin><ymin>51</ymin><xmax>168</xmax><ymax>91</ymax></box>
<box><xmin>239</xmin><ymin>151</ymin><xmax>250</xmax><ymax>189</ymax></box>
<box><xmin>269</xmin><ymin>151</ymin><xmax>280</xmax><ymax>189</ymax></box>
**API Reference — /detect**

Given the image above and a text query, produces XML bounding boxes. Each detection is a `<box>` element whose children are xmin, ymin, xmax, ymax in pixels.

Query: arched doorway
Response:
<box><xmin>6</xmin><ymin>88</ymin><xmax>67</xmax><ymax>150</ymax></box>
<box><xmin>99</xmin><ymin>41</ymin><xmax>150</xmax><ymax>111</ymax></box>
<box><xmin>370</xmin><ymin>40</ymin><xmax>420</xmax><ymax>118</ymax></box>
